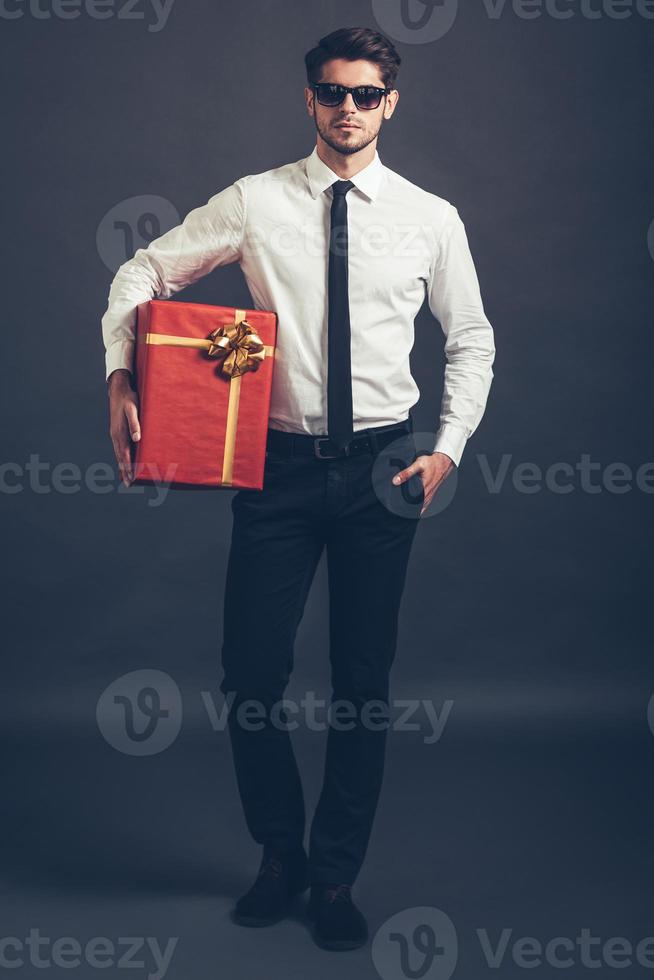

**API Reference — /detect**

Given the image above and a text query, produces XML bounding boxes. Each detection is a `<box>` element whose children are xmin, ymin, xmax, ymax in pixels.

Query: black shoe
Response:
<box><xmin>306</xmin><ymin>884</ymin><xmax>368</xmax><ymax>951</ymax></box>
<box><xmin>231</xmin><ymin>848</ymin><xmax>309</xmax><ymax>927</ymax></box>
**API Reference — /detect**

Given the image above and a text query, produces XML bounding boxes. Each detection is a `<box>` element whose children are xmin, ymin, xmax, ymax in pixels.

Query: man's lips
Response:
<box><xmin>336</xmin><ymin>123</ymin><xmax>360</xmax><ymax>129</ymax></box>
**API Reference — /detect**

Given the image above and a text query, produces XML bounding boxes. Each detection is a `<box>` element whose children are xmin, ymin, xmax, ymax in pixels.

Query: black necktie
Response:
<box><xmin>327</xmin><ymin>179</ymin><xmax>355</xmax><ymax>449</ymax></box>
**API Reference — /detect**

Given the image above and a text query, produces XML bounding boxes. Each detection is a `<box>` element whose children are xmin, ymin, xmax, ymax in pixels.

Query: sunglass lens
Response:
<box><xmin>354</xmin><ymin>87</ymin><xmax>382</xmax><ymax>109</ymax></box>
<box><xmin>317</xmin><ymin>84</ymin><xmax>343</xmax><ymax>106</ymax></box>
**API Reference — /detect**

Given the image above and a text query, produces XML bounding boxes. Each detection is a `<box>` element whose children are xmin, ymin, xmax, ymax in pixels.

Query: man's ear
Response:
<box><xmin>384</xmin><ymin>89</ymin><xmax>399</xmax><ymax>119</ymax></box>
<box><xmin>305</xmin><ymin>87</ymin><xmax>315</xmax><ymax>117</ymax></box>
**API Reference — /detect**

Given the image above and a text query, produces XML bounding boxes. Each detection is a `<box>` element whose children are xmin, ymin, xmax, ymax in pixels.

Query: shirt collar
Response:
<box><xmin>305</xmin><ymin>145</ymin><xmax>385</xmax><ymax>203</ymax></box>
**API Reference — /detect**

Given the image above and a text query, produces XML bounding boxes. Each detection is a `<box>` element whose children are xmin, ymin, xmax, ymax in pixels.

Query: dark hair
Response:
<box><xmin>304</xmin><ymin>26</ymin><xmax>401</xmax><ymax>90</ymax></box>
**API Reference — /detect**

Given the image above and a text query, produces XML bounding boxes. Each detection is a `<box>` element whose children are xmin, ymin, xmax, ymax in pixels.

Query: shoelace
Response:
<box><xmin>325</xmin><ymin>884</ymin><xmax>352</xmax><ymax>904</ymax></box>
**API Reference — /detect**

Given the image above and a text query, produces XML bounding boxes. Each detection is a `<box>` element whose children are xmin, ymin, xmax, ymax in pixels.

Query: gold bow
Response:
<box><xmin>206</xmin><ymin>318</ymin><xmax>267</xmax><ymax>378</ymax></box>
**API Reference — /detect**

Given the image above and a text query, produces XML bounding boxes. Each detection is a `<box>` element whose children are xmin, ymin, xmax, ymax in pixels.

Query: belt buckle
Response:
<box><xmin>314</xmin><ymin>437</ymin><xmax>348</xmax><ymax>459</ymax></box>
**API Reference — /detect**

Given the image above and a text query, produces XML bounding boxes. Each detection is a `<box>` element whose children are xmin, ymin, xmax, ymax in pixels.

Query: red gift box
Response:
<box><xmin>132</xmin><ymin>300</ymin><xmax>278</xmax><ymax>490</ymax></box>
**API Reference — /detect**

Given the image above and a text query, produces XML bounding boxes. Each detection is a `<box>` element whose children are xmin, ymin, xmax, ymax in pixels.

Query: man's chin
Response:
<box><xmin>322</xmin><ymin>132</ymin><xmax>368</xmax><ymax>155</ymax></box>
<box><xmin>333</xmin><ymin>128</ymin><xmax>363</xmax><ymax>141</ymax></box>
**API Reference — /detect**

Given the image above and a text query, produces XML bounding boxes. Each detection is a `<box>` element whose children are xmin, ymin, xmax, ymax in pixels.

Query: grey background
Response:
<box><xmin>2</xmin><ymin>1</ymin><xmax>653</xmax><ymax>977</ymax></box>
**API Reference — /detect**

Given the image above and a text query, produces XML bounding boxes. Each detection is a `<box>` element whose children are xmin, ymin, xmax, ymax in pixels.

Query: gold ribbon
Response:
<box><xmin>142</xmin><ymin>309</ymin><xmax>275</xmax><ymax>486</ymax></box>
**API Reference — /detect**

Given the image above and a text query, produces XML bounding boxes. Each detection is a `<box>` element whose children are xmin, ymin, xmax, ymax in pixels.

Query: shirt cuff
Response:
<box><xmin>433</xmin><ymin>423</ymin><xmax>468</xmax><ymax>468</ymax></box>
<box><xmin>105</xmin><ymin>340</ymin><xmax>135</xmax><ymax>382</ymax></box>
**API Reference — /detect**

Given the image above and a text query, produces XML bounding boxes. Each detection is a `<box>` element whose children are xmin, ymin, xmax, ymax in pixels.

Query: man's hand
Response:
<box><xmin>392</xmin><ymin>451</ymin><xmax>456</xmax><ymax>517</ymax></box>
<box><xmin>108</xmin><ymin>369</ymin><xmax>141</xmax><ymax>486</ymax></box>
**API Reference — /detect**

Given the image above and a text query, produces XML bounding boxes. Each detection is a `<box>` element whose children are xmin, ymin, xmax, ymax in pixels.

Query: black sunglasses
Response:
<box><xmin>312</xmin><ymin>83</ymin><xmax>392</xmax><ymax>111</ymax></box>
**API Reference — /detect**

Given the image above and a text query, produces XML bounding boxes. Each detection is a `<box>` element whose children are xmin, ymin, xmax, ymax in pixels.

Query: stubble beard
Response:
<box><xmin>314</xmin><ymin>114</ymin><xmax>382</xmax><ymax>157</ymax></box>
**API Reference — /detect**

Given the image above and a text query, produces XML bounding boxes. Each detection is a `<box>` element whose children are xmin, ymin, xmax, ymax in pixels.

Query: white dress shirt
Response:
<box><xmin>101</xmin><ymin>145</ymin><xmax>495</xmax><ymax>466</ymax></box>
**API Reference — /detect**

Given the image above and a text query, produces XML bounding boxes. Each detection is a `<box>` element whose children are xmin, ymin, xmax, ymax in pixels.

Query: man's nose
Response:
<box><xmin>340</xmin><ymin>92</ymin><xmax>358</xmax><ymax>112</ymax></box>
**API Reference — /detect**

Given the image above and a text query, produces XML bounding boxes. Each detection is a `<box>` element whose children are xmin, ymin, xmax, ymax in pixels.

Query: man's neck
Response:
<box><xmin>315</xmin><ymin>139</ymin><xmax>377</xmax><ymax>180</ymax></box>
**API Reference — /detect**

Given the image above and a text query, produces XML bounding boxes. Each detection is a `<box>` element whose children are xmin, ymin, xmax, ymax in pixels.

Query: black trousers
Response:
<box><xmin>219</xmin><ymin>416</ymin><xmax>424</xmax><ymax>886</ymax></box>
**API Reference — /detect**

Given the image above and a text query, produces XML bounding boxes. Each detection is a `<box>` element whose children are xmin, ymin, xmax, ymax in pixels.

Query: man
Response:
<box><xmin>102</xmin><ymin>26</ymin><xmax>495</xmax><ymax>952</ymax></box>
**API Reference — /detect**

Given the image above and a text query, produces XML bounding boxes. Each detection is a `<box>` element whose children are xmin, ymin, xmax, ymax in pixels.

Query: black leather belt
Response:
<box><xmin>266</xmin><ymin>418</ymin><xmax>413</xmax><ymax>459</ymax></box>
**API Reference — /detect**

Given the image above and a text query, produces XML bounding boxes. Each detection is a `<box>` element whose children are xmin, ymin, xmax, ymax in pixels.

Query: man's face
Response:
<box><xmin>305</xmin><ymin>58</ymin><xmax>399</xmax><ymax>157</ymax></box>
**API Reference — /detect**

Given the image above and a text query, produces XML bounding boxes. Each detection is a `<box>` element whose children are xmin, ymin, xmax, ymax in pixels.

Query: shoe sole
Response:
<box><xmin>230</xmin><ymin>881</ymin><xmax>309</xmax><ymax>928</ymax></box>
<box><xmin>306</xmin><ymin>904</ymin><xmax>368</xmax><ymax>950</ymax></box>
<box><xmin>230</xmin><ymin>908</ymin><xmax>288</xmax><ymax>927</ymax></box>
